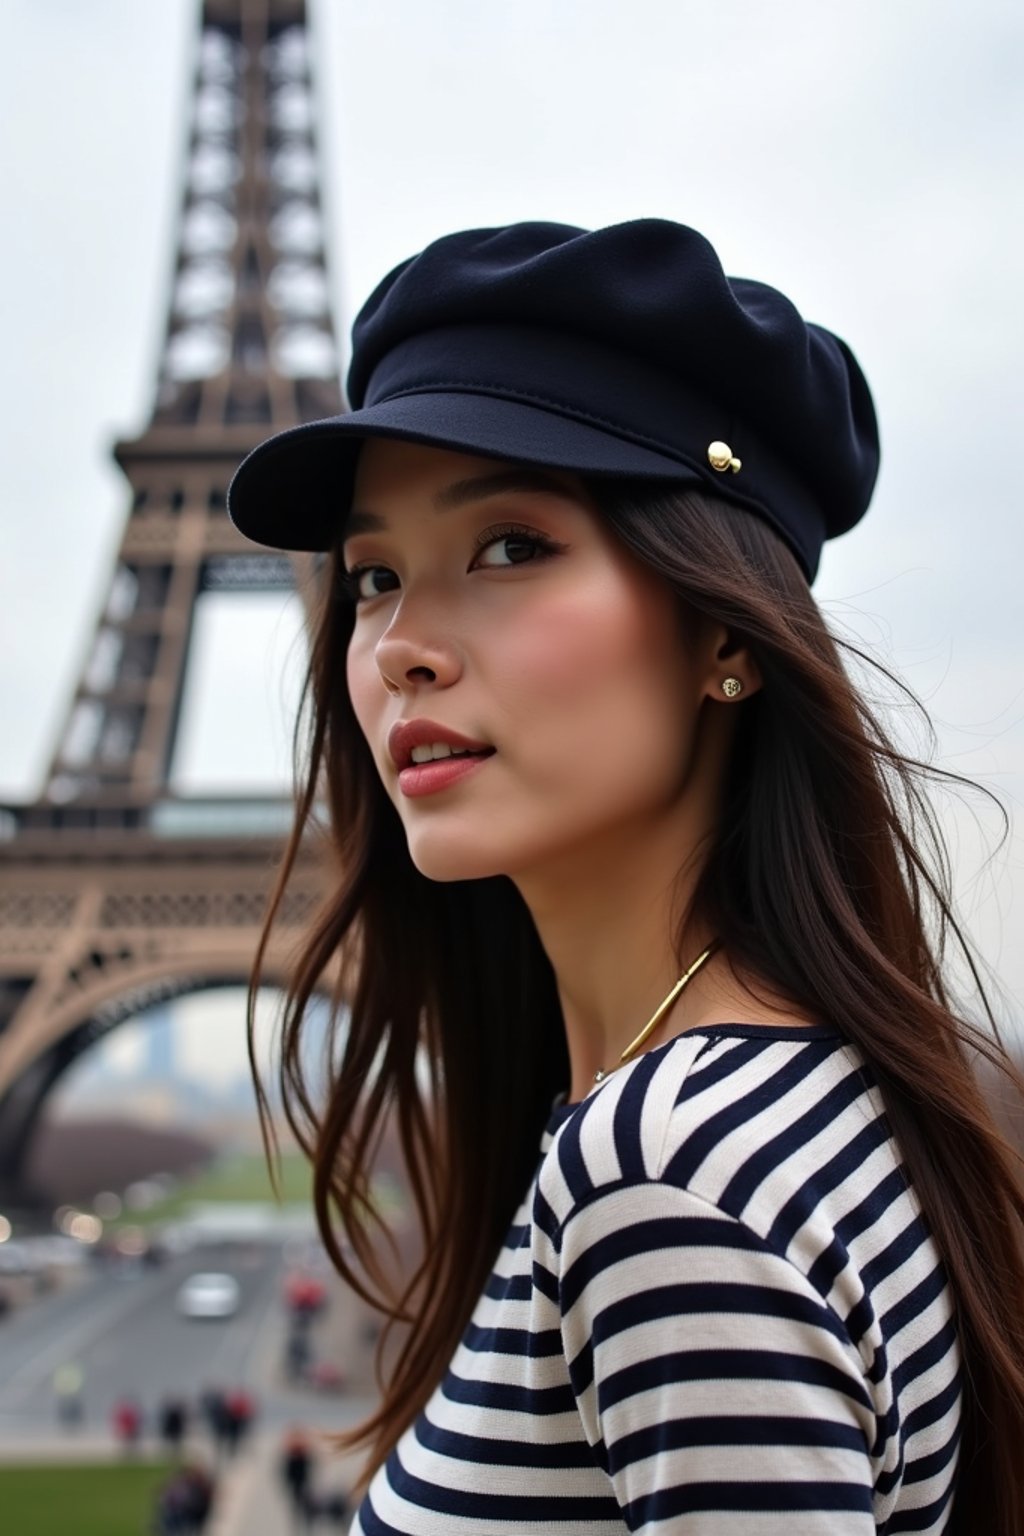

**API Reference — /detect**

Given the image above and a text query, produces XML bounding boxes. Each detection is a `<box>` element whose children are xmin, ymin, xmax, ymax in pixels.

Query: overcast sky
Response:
<box><xmin>1</xmin><ymin>0</ymin><xmax>1021</xmax><ymax>1026</ymax></box>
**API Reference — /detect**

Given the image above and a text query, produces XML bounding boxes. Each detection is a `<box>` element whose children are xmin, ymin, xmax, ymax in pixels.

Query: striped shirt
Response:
<box><xmin>353</xmin><ymin>1022</ymin><xmax>962</xmax><ymax>1533</ymax></box>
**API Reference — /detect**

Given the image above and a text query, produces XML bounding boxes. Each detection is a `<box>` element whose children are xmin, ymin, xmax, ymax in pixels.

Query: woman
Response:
<box><xmin>228</xmin><ymin>220</ymin><xmax>1024</xmax><ymax>1533</ymax></box>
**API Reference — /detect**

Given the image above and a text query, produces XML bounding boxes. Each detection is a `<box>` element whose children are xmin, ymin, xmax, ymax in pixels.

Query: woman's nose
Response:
<box><xmin>375</xmin><ymin>621</ymin><xmax>459</xmax><ymax>698</ymax></box>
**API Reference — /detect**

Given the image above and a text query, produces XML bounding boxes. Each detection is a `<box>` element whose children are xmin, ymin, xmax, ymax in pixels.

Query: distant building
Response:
<box><xmin>142</xmin><ymin>1005</ymin><xmax>175</xmax><ymax>1081</ymax></box>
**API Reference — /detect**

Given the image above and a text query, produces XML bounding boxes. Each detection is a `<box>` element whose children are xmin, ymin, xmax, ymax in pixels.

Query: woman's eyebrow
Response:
<box><xmin>344</xmin><ymin>468</ymin><xmax>571</xmax><ymax>538</ymax></box>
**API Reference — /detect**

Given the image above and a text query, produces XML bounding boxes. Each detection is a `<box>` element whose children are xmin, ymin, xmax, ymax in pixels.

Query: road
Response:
<box><xmin>0</xmin><ymin>1240</ymin><xmax>295</xmax><ymax>1441</ymax></box>
<box><xmin>0</xmin><ymin>1235</ymin><xmax>384</xmax><ymax>1532</ymax></box>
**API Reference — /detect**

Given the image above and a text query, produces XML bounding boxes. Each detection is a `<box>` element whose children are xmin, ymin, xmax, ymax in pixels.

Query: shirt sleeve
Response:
<box><xmin>556</xmin><ymin>1178</ymin><xmax>878</xmax><ymax>1534</ymax></box>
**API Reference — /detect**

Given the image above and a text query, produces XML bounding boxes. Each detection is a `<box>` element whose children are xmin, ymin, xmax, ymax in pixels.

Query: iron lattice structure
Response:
<box><xmin>0</xmin><ymin>0</ymin><xmax>341</xmax><ymax>1200</ymax></box>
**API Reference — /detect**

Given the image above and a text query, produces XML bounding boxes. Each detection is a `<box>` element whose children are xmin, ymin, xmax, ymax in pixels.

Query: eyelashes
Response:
<box><xmin>337</xmin><ymin>563</ymin><xmax>391</xmax><ymax>603</ymax></box>
<box><xmin>338</xmin><ymin>523</ymin><xmax>566</xmax><ymax>605</ymax></box>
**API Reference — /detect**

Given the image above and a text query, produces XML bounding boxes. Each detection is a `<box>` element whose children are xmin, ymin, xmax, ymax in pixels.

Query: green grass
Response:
<box><xmin>0</xmin><ymin>1461</ymin><xmax>175</xmax><ymax>1536</ymax></box>
<box><xmin>177</xmin><ymin>1148</ymin><xmax>313</xmax><ymax>1205</ymax></box>
<box><xmin>115</xmin><ymin>1149</ymin><xmax>313</xmax><ymax>1228</ymax></box>
<box><xmin>110</xmin><ymin>1150</ymin><xmax>408</xmax><ymax>1231</ymax></box>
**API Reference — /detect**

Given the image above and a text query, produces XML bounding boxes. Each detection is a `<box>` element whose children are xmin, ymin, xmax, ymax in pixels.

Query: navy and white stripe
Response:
<box><xmin>353</xmin><ymin>1023</ymin><xmax>961</xmax><ymax>1533</ymax></box>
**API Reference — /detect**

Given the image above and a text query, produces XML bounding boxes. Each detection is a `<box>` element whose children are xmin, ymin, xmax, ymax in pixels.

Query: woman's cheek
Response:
<box><xmin>492</xmin><ymin>587</ymin><xmax>620</xmax><ymax>703</ymax></box>
<box><xmin>486</xmin><ymin>591</ymin><xmax>644</xmax><ymax>796</ymax></box>
<box><xmin>346</xmin><ymin>634</ymin><xmax>381</xmax><ymax>743</ymax></box>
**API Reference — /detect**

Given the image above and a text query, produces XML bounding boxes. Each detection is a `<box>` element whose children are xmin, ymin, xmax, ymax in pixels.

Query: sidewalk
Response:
<box><xmin>201</xmin><ymin>1255</ymin><xmax>380</xmax><ymax>1536</ymax></box>
<box><xmin>0</xmin><ymin>1432</ymin><xmax>131</xmax><ymax>1462</ymax></box>
<box><xmin>212</xmin><ymin>1424</ymin><xmax>368</xmax><ymax>1536</ymax></box>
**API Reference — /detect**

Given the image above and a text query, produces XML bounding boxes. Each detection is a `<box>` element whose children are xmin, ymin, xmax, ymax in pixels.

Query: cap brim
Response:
<box><xmin>227</xmin><ymin>392</ymin><xmax>703</xmax><ymax>551</ymax></box>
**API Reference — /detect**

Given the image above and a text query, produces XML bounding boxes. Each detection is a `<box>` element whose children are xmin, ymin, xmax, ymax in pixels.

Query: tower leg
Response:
<box><xmin>0</xmin><ymin>1035</ymin><xmax>75</xmax><ymax>1214</ymax></box>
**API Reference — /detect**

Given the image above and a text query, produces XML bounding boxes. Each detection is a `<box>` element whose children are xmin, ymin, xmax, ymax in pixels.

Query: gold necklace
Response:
<box><xmin>593</xmin><ymin>940</ymin><xmax>721</xmax><ymax>1084</ymax></box>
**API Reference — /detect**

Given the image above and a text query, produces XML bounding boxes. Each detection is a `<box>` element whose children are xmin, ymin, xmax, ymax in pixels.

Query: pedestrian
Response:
<box><xmin>279</xmin><ymin>1427</ymin><xmax>314</xmax><ymax>1531</ymax></box>
<box><xmin>307</xmin><ymin>1360</ymin><xmax>343</xmax><ymax>1394</ymax></box>
<box><xmin>285</xmin><ymin>1272</ymin><xmax>327</xmax><ymax>1324</ymax></box>
<box><xmin>152</xmin><ymin>1461</ymin><xmax>214</xmax><ymax>1534</ymax></box>
<box><xmin>157</xmin><ymin>1395</ymin><xmax>188</xmax><ymax>1458</ymax></box>
<box><xmin>198</xmin><ymin>1385</ymin><xmax>230</xmax><ymax>1457</ymax></box>
<box><xmin>229</xmin><ymin>218</ymin><xmax>1024</xmax><ymax>1531</ymax></box>
<box><xmin>316</xmin><ymin>1489</ymin><xmax>350</xmax><ymax>1530</ymax></box>
<box><xmin>284</xmin><ymin>1322</ymin><xmax>310</xmax><ymax>1383</ymax></box>
<box><xmin>152</xmin><ymin>1472</ymin><xmax>184</xmax><ymax>1535</ymax></box>
<box><xmin>177</xmin><ymin>1463</ymin><xmax>214</xmax><ymax>1532</ymax></box>
<box><xmin>222</xmin><ymin>1387</ymin><xmax>256</xmax><ymax>1454</ymax></box>
<box><xmin>53</xmin><ymin>1361</ymin><xmax>84</xmax><ymax>1427</ymax></box>
<box><xmin>111</xmin><ymin>1394</ymin><xmax>143</xmax><ymax>1454</ymax></box>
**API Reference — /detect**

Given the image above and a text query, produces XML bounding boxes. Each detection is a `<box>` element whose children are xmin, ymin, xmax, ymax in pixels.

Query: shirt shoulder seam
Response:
<box><xmin>555</xmin><ymin>1167</ymin><xmax>870</xmax><ymax>1377</ymax></box>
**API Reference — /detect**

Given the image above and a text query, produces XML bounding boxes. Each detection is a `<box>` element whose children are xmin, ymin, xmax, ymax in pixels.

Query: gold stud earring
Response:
<box><xmin>721</xmin><ymin>677</ymin><xmax>743</xmax><ymax>699</ymax></box>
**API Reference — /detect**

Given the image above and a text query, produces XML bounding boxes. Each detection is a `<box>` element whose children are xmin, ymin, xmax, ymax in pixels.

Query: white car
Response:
<box><xmin>176</xmin><ymin>1271</ymin><xmax>240</xmax><ymax>1319</ymax></box>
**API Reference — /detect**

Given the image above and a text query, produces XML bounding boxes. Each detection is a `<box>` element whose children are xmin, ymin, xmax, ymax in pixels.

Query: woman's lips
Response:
<box><xmin>397</xmin><ymin>750</ymin><xmax>496</xmax><ymax>798</ymax></box>
<box><xmin>388</xmin><ymin>719</ymin><xmax>494</xmax><ymax>770</ymax></box>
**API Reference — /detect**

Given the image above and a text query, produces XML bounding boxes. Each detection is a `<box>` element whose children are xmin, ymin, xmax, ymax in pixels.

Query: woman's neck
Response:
<box><xmin>515</xmin><ymin>812</ymin><xmax>816</xmax><ymax>1103</ymax></box>
<box><xmin>513</xmin><ymin>806</ymin><xmax>713</xmax><ymax>1099</ymax></box>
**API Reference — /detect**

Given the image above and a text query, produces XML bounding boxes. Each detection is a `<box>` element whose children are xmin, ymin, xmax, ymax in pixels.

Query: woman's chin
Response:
<box><xmin>406</xmin><ymin>835</ymin><xmax>508</xmax><ymax>885</ymax></box>
<box><xmin>413</xmin><ymin>861</ymin><xmax>507</xmax><ymax>885</ymax></box>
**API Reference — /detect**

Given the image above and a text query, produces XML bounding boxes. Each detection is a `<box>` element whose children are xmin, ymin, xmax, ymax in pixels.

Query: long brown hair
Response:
<box><xmin>248</xmin><ymin>479</ymin><xmax>1024</xmax><ymax>1528</ymax></box>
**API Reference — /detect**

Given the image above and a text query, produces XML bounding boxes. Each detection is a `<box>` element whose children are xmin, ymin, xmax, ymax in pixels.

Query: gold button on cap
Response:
<box><xmin>707</xmin><ymin>440</ymin><xmax>742</xmax><ymax>473</ymax></box>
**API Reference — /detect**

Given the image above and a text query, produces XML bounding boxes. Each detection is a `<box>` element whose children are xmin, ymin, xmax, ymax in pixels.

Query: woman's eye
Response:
<box><xmin>341</xmin><ymin>565</ymin><xmax>398</xmax><ymax>603</ymax></box>
<box><xmin>473</xmin><ymin>527</ymin><xmax>559</xmax><ymax>569</ymax></box>
<box><xmin>340</xmin><ymin>525</ymin><xmax>563</xmax><ymax>605</ymax></box>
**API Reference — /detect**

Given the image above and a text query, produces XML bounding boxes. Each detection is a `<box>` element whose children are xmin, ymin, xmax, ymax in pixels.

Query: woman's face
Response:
<box><xmin>344</xmin><ymin>439</ymin><xmax>716</xmax><ymax>886</ymax></box>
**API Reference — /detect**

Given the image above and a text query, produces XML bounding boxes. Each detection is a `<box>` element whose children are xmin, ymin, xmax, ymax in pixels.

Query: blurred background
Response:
<box><xmin>0</xmin><ymin>0</ymin><xmax>1021</xmax><ymax>1531</ymax></box>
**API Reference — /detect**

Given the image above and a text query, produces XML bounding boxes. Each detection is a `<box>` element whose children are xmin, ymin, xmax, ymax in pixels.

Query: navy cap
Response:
<box><xmin>228</xmin><ymin>219</ymin><xmax>880</xmax><ymax>581</ymax></box>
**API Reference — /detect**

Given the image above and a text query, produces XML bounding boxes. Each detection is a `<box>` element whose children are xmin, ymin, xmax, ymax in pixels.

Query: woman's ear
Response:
<box><xmin>700</xmin><ymin>621</ymin><xmax>764</xmax><ymax>702</ymax></box>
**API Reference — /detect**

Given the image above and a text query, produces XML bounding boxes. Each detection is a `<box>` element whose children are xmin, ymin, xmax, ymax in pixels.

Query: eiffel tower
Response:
<box><xmin>0</xmin><ymin>0</ymin><xmax>337</xmax><ymax>1203</ymax></box>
